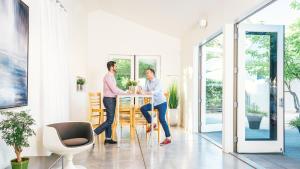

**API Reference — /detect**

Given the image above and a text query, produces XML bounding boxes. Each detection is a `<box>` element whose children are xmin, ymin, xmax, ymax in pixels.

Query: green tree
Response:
<box><xmin>245</xmin><ymin>2</ymin><xmax>300</xmax><ymax>112</ymax></box>
<box><xmin>285</xmin><ymin>18</ymin><xmax>300</xmax><ymax>112</ymax></box>
<box><xmin>114</xmin><ymin>59</ymin><xmax>131</xmax><ymax>90</ymax></box>
<box><xmin>138</xmin><ymin>60</ymin><xmax>157</xmax><ymax>78</ymax></box>
<box><xmin>206</xmin><ymin>79</ymin><xmax>223</xmax><ymax>110</ymax></box>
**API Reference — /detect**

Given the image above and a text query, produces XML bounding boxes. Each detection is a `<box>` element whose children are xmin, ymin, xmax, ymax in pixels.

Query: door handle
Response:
<box><xmin>279</xmin><ymin>98</ymin><xmax>284</xmax><ymax>107</ymax></box>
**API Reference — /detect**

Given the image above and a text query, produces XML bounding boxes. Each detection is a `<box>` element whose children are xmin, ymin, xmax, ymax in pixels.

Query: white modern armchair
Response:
<box><xmin>43</xmin><ymin>122</ymin><xmax>94</xmax><ymax>169</ymax></box>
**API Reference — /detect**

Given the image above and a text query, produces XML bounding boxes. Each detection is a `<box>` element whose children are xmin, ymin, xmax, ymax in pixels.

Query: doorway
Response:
<box><xmin>235</xmin><ymin>0</ymin><xmax>300</xmax><ymax>167</ymax></box>
<box><xmin>199</xmin><ymin>33</ymin><xmax>224</xmax><ymax>146</ymax></box>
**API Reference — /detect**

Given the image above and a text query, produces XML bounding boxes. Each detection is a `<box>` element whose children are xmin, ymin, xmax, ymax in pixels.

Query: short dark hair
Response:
<box><xmin>107</xmin><ymin>61</ymin><xmax>116</xmax><ymax>71</ymax></box>
<box><xmin>146</xmin><ymin>68</ymin><xmax>155</xmax><ymax>75</ymax></box>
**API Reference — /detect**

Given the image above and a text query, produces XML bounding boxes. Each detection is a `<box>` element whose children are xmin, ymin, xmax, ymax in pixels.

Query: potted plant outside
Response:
<box><xmin>168</xmin><ymin>82</ymin><xmax>179</xmax><ymax>126</ymax></box>
<box><xmin>76</xmin><ymin>77</ymin><xmax>86</xmax><ymax>91</ymax></box>
<box><xmin>0</xmin><ymin>111</ymin><xmax>36</xmax><ymax>169</ymax></box>
<box><xmin>246</xmin><ymin>104</ymin><xmax>267</xmax><ymax>129</ymax></box>
<box><xmin>126</xmin><ymin>80</ymin><xmax>138</xmax><ymax>94</ymax></box>
<box><xmin>289</xmin><ymin>116</ymin><xmax>300</xmax><ymax>133</ymax></box>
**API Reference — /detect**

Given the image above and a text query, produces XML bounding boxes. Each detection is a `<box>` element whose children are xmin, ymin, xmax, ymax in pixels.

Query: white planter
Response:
<box><xmin>169</xmin><ymin>108</ymin><xmax>179</xmax><ymax>126</ymax></box>
<box><xmin>128</xmin><ymin>86</ymin><xmax>137</xmax><ymax>94</ymax></box>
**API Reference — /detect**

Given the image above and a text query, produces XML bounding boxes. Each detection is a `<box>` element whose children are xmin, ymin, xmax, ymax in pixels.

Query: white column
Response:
<box><xmin>222</xmin><ymin>24</ymin><xmax>235</xmax><ymax>153</ymax></box>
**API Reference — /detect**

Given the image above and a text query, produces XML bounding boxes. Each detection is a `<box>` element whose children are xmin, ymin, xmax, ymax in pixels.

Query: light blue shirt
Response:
<box><xmin>144</xmin><ymin>78</ymin><xmax>166</xmax><ymax>106</ymax></box>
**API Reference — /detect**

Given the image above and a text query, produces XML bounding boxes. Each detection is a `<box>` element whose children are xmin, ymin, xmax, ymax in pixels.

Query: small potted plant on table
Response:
<box><xmin>246</xmin><ymin>103</ymin><xmax>267</xmax><ymax>129</ymax></box>
<box><xmin>289</xmin><ymin>116</ymin><xmax>300</xmax><ymax>133</ymax></box>
<box><xmin>0</xmin><ymin>111</ymin><xmax>36</xmax><ymax>169</ymax></box>
<box><xmin>126</xmin><ymin>80</ymin><xmax>138</xmax><ymax>94</ymax></box>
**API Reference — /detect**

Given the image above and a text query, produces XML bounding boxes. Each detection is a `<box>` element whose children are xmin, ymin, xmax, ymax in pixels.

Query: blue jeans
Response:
<box><xmin>94</xmin><ymin>97</ymin><xmax>116</xmax><ymax>139</ymax></box>
<box><xmin>140</xmin><ymin>102</ymin><xmax>171</xmax><ymax>137</ymax></box>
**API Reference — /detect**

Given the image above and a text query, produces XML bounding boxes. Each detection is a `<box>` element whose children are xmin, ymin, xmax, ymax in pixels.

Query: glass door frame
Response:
<box><xmin>198</xmin><ymin>32</ymin><xmax>224</xmax><ymax>134</ymax></box>
<box><xmin>236</xmin><ymin>24</ymin><xmax>284</xmax><ymax>153</ymax></box>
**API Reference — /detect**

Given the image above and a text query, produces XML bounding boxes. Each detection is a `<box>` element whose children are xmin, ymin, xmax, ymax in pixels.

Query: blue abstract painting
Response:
<box><xmin>0</xmin><ymin>0</ymin><xmax>29</xmax><ymax>109</ymax></box>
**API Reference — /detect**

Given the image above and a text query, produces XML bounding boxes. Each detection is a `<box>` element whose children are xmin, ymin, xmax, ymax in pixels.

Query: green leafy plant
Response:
<box><xmin>246</xmin><ymin>103</ymin><xmax>268</xmax><ymax>117</ymax></box>
<box><xmin>76</xmin><ymin>77</ymin><xmax>86</xmax><ymax>85</ymax></box>
<box><xmin>245</xmin><ymin>1</ymin><xmax>300</xmax><ymax>113</ymax></box>
<box><xmin>0</xmin><ymin>111</ymin><xmax>36</xmax><ymax>163</ymax></box>
<box><xmin>126</xmin><ymin>80</ymin><xmax>138</xmax><ymax>88</ymax></box>
<box><xmin>206</xmin><ymin>79</ymin><xmax>222</xmax><ymax>109</ymax></box>
<box><xmin>168</xmin><ymin>82</ymin><xmax>179</xmax><ymax>109</ymax></box>
<box><xmin>289</xmin><ymin>116</ymin><xmax>300</xmax><ymax>128</ymax></box>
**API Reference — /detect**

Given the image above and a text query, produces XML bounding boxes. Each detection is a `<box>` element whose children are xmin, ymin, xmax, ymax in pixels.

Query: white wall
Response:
<box><xmin>87</xmin><ymin>10</ymin><xmax>181</xmax><ymax>117</ymax></box>
<box><xmin>180</xmin><ymin>0</ymin><xmax>268</xmax><ymax>131</ymax></box>
<box><xmin>63</xmin><ymin>0</ymin><xmax>89</xmax><ymax>122</ymax></box>
<box><xmin>0</xmin><ymin>0</ymin><xmax>42</xmax><ymax>167</ymax></box>
<box><xmin>0</xmin><ymin>0</ymin><xmax>88</xmax><ymax>168</ymax></box>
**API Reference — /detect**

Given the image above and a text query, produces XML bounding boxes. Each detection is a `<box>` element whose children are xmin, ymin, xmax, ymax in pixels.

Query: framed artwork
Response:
<box><xmin>0</xmin><ymin>0</ymin><xmax>29</xmax><ymax>109</ymax></box>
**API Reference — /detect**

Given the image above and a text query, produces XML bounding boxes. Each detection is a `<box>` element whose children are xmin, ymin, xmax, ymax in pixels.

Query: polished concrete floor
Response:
<box><xmin>202</xmin><ymin>129</ymin><xmax>300</xmax><ymax>169</ymax></box>
<box><xmin>50</xmin><ymin>127</ymin><xmax>254</xmax><ymax>169</ymax></box>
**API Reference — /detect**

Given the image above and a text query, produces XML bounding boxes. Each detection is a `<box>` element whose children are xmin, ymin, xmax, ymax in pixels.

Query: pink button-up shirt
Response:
<box><xmin>103</xmin><ymin>72</ymin><xmax>124</xmax><ymax>98</ymax></box>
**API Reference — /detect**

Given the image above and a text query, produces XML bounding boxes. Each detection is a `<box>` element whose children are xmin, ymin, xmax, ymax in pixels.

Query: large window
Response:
<box><xmin>111</xmin><ymin>55</ymin><xmax>160</xmax><ymax>89</ymax></box>
<box><xmin>113</xmin><ymin>58</ymin><xmax>132</xmax><ymax>90</ymax></box>
<box><xmin>137</xmin><ymin>56</ymin><xmax>160</xmax><ymax>87</ymax></box>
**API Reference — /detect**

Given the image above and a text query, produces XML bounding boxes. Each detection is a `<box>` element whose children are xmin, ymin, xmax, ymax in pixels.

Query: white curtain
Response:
<box><xmin>40</xmin><ymin>0</ymin><xmax>70</xmax><ymax>123</ymax></box>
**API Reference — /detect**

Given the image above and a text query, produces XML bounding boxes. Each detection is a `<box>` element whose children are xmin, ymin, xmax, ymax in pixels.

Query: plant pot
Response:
<box><xmin>77</xmin><ymin>84</ymin><xmax>83</xmax><ymax>91</ymax></box>
<box><xmin>169</xmin><ymin>108</ymin><xmax>179</xmax><ymax>127</ymax></box>
<box><xmin>247</xmin><ymin>115</ymin><xmax>263</xmax><ymax>129</ymax></box>
<box><xmin>128</xmin><ymin>86</ymin><xmax>137</xmax><ymax>94</ymax></box>
<box><xmin>11</xmin><ymin>158</ymin><xmax>29</xmax><ymax>169</ymax></box>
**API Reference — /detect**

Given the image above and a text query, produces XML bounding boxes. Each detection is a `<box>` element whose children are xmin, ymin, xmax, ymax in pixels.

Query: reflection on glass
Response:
<box><xmin>204</xmin><ymin>35</ymin><xmax>223</xmax><ymax>125</ymax></box>
<box><xmin>244</xmin><ymin>32</ymin><xmax>277</xmax><ymax>140</ymax></box>
<box><xmin>138</xmin><ymin>59</ymin><xmax>157</xmax><ymax>86</ymax></box>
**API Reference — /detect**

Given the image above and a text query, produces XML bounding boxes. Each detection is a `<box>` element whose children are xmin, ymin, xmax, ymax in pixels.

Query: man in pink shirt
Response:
<box><xmin>94</xmin><ymin>61</ymin><xmax>125</xmax><ymax>144</ymax></box>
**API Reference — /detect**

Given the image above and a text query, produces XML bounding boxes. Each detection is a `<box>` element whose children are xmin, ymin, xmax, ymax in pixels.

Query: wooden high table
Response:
<box><xmin>115</xmin><ymin>94</ymin><xmax>154</xmax><ymax>147</ymax></box>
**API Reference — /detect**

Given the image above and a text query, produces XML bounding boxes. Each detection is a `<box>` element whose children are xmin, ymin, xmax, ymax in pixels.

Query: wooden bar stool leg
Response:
<box><xmin>145</xmin><ymin>124</ymin><xmax>148</xmax><ymax>139</ymax></box>
<box><xmin>156</xmin><ymin>110</ymin><xmax>160</xmax><ymax>143</ymax></box>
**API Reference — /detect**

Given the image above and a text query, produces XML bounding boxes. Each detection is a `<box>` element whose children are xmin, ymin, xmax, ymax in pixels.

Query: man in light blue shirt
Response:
<box><xmin>139</xmin><ymin>68</ymin><xmax>171</xmax><ymax>145</ymax></box>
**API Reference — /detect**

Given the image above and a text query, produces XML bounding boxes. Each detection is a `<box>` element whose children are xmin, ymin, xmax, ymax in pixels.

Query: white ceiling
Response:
<box><xmin>86</xmin><ymin>0</ymin><xmax>224</xmax><ymax>38</ymax></box>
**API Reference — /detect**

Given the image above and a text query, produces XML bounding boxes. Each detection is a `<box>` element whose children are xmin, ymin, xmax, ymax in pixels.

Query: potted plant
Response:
<box><xmin>168</xmin><ymin>82</ymin><xmax>179</xmax><ymax>126</ymax></box>
<box><xmin>0</xmin><ymin>111</ymin><xmax>36</xmax><ymax>169</ymax></box>
<box><xmin>246</xmin><ymin>103</ymin><xmax>267</xmax><ymax>129</ymax></box>
<box><xmin>126</xmin><ymin>80</ymin><xmax>138</xmax><ymax>94</ymax></box>
<box><xmin>289</xmin><ymin>116</ymin><xmax>300</xmax><ymax>133</ymax></box>
<box><xmin>76</xmin><ymin>77</ymin><xmax>86</xmax><ymax>91</ymax></box>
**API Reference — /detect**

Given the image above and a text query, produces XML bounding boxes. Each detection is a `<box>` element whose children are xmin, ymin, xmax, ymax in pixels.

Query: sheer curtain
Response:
<box><xmin>40</xmin><ymin>0</ymin><xmax>70</xmax><ymax>123</ymax></box>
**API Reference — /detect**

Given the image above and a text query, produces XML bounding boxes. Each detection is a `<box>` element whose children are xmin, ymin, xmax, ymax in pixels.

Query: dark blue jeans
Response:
<box><xmin>94</xmin><ymin>97</ymin><xmax>116</xmax><ymax>139</ymax></box>
<box><xmin>140</xmin><ymin>102</ymin><xmax>171</xmax><ymax>137</ymax></box>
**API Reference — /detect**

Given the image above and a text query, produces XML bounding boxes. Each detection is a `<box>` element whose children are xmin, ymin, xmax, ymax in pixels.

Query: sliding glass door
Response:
<box><xmin>199</xmin><ymin>34</ymin><xmax>224</xmax><ymax>144</ymax></box>
<box><xmin>237</xmin><ymin>24</ymin><xmax>284</xmax><ymax>153</ymax></box>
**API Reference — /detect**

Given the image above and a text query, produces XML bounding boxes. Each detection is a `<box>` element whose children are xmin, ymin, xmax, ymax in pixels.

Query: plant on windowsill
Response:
<box><xmin>168</xmin><ymin>82</ymin><xmax>179</xmax><ymax>126</ymax></box>
<box><xmin>0</xmin><ymin>111</ymin><xmax>36</xmax><ymax>169</ymax></box>
<box><xmin>76</xmin><ymin>77</ymin><xmax>86</xmax><ymax>91</ymax></box>
<box><xmin>246</xmin><ymin>103</ymin><xmax>268</xmax><ymax>130</ymax></box>
<box><xmin>289</xmin><ymin>117</ymin><xmax>300</xmax><ymax>133</ymax></box>
<box><xmin>126</xmin><ymin>80</ymin><xmax>138</xmax><ymax>94</ymax></box>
